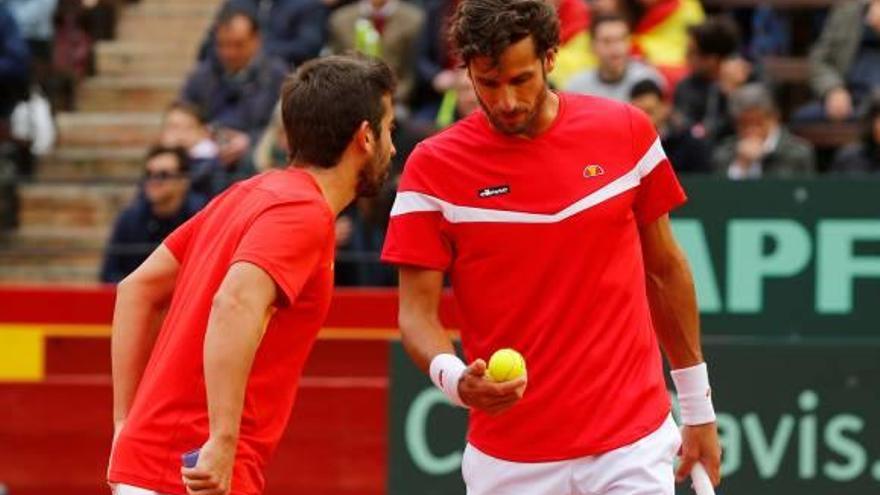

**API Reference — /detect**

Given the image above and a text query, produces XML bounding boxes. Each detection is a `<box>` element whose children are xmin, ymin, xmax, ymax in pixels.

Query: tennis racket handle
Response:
<box><xmin>691</xmin><ymin>462</ymin><xmax>715</xmax><ymax>495</ymax></box>
<box><xmin>181</xmin><ymin>449</ymin><xmax>200</xmax><ymax>468</ymax></box>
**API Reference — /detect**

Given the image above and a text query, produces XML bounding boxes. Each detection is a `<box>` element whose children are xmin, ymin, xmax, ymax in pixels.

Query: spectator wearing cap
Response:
<box><xmin>712</xmin><ymin>83</ymin><xmax>816</xmax><ymax>180</ymax></box>
<box><xmin>100</xmin><ymin>146</ymin><xmax>207</xmax><ymax>283</ymax></box>
<box><xmin>630</xmin><ymin>79</ymin><xmax>710</xmax><ymax>173</ymax></box>
<box><xmin>567</xmin><ymin>13</ymin><xmax>665</xmax><ymax>102</ymax></box>
<box><xmin>794</xmin><ymin>0</ymin><xmax>880</xmax><ymax>123</ymax></box>
<box><xmin>180</xmin><ymin>7</ymin><xmax>286</xmax><ymax>176</ymax></box>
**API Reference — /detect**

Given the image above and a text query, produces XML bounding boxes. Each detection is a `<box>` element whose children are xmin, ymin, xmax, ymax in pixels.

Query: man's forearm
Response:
<box><xmin>400</xmin><ymin>311</ymin><xmax>456</xmax><ymax>374</ymax></box>
<box><xmin>646</xmin><ymin>257</ymin><xmax>703</xmax><ymax>369</ymax></box>
<box><xmin>203</xmin><ymin>294</ymin><xmax>267</xmax><ymax>442</ymax></box>
<box><xmin>111</xmin><ymin>281</ymin><xmax>166</xmax><ymax>423</ymax></box>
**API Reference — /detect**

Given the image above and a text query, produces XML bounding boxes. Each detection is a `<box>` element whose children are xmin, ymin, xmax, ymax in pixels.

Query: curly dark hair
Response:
<box><xmin>450</xmin><ymin>0</ymin><xmax>560</xmax><ymax>66</ymax></box>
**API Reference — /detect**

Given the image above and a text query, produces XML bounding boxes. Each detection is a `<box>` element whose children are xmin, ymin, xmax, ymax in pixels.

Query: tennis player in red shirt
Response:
<box><xmin>381</xmin><ymin>1</ymin><xmax>722</xmax><ymax>493</ymax></box>
<box><xmin>106</xmin><ymin>54</ymin><xmax>396</xmax><ymax>495</ymax></box>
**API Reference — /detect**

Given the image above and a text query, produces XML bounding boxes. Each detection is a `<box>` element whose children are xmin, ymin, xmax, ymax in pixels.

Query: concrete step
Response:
<box><xmin>18</xmin><ymin>182</ymin><xmax>137</xmax><ymax>229</ymax></box>
<box><xmin>117</xmin><ymin>22</ymin><xmax>211</xmax><ymax>44</ymax></box>
<box><xmin>40</xmin><ymin>147</ymin><xmax>145</xmax><ymax>180</ymax></box>
<box><xmin>0</xmin><ymin>253</ymin><xmax>102</xmax><ymax>284</ymax></box>
<box><xmin>126</xmin><ymin>2</ymin><xmax>219</xmax><ymax>17</ymax></box>
<box><xmin>0</xmin><ymin>226</ymin><xmax>109</xmax><ymax>283</ymax></box>
<box><xmin>56</xmin><ymin>112</ymin><xmax>162</xmax><ymax>147</ymax></box>
<box><xmin>117</xmin><ymin>4</ymin><xmax>216</xmax><ymax>42</ymax></box>
<box><xmin>95</xmin><ymin>42</ymin><xmax>197</xmax><ymax>77</ymax></box>
<box><xmin>76</xmin><ymin>77</ymin><xmax>182</xmax><ymax>113</ymax></box>
<box><xmin>1</xmin><ymin>226</ymin><xmax>109</xmax><ymax>249</ymax></box>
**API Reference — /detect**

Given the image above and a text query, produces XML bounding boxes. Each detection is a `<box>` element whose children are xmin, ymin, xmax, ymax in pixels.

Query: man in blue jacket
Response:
<box><xmin>181</xmin><ymin>7</ymin><xmax>287</xmax><ymax>186</ymax></box>
<box><xmin>101</xmin><ymin>146</ymin><xmax>207</xmax><ymax>283</ymax></box>
<box><xmin>201</xmin><ymin>0</ymin><xmax>327</xmax><ymax>69</ymax></box>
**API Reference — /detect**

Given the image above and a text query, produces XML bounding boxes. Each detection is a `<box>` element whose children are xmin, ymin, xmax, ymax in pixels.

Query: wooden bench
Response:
<box><xmin>790</xmin><ymin>122</ymin><xmax>862</xmax><ymax>148</ymax></box>
<box><xmin>762</xmin><ymin>56</ymin><xmax>811</xmax><ymax>84</ymax></box>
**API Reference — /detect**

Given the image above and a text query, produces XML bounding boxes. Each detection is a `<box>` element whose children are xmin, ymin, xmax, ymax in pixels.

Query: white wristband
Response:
<box><xmin>671</xmin><ymin>362</ymin><xmax>716</xmax><ymax>425</ymax></box>
<box><xmin>429</xmin><ymin>353</ymin><xmax>468</xmax><ymax>408</ymax></box>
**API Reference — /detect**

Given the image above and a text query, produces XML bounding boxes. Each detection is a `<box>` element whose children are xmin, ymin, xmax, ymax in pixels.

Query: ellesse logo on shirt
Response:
<box><xmin>583</xmin><ymin>165</ymin><xmax>605</xmax><ymax>178</ymax></box>
<box><xmin>478</xmin><ymin>185</ymin><xmax>511</xmax><ymax>198</ymax></box>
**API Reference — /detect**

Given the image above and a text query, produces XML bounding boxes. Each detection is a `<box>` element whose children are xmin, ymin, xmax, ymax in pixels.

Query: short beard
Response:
<box><xmin>355</xmin><ymin>152</ymin><xmax>389</xmax><ymax>198</ymax></box>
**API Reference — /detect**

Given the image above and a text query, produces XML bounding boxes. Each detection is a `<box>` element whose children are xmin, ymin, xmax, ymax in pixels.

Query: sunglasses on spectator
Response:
<box><xmin>144</xmin><ymin>170</ymin><xmax>187</xmax><ymax>181</ymax></box>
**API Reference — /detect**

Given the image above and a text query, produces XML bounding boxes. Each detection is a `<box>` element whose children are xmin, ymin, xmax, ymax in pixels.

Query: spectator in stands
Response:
<box><xmin>0</xmin><ymin>3</ymin><xmax>30</xmax><ymax>128</ymax></box>
<box><xmin>328</xmin><ymin>0</ymin><xmax>424</xmax><ymax>109</ymax></box>
<box><xmin>590</xmin><ymin>0</ymin><xmax>620</xmax><ymax>16</ymax></box>
<box><xmin>411</xmin><ymin>0</ymin><xmax>458</xmax><ymax>121</ymax></box>
<box><xmin>204</xmin><ymin>0</ymin><xmax>328</xmax><ymax>68</ymax></box>
<box><xmin>180</xmin><ymin>7</ymin><xmax>286</xmax><ymax>178</ymax></box>
<box><xmin>832</xmin><ymin>92</ymin><xmax>880</xmax><ymax>174</ymax></box>
<box><xmin>567</xmin><ymin>13</ymin><xmax>665</xmax><ymax>101</ymax></box>
<box><xmin>712</xmin><ymin>83</ymin><xmax>816</xmax><ymax>179</ymax></box>
<box><xmin>2</xmin><ymin>0</ymin><xmax>57</xmax><ymax>84</ymax></box>
<box><xmin>630</xmin><ymin>79</ymin><xmax>710</xmax><ymax>173</ymax></box>
<box><xmin>795</xmin><ymin>0</ymin><xmax>880</xmax><ymax>123</ymax></box>
<box><xmin>0</xmin><ymin>3</ymin><xmax>30</xmax><ymax>230</ymax></box>
<box><xmin>100</xmin><ymin>146</ymin><xmax>207</xmax><ymax>283</ymax></box>
<box><xmin>674</xmin><ymin>16</ymin><xmax>749</xmax><ymax>146</ymax></box>
<box><xmin>435</xmin><ymin>69</ymin><xmax>480</xmax><ymax>129</ymax></box>
<box><xmin>253</xmin><ymin>103</ymin><xmax>288</xmax><ymax>172</ymax></box>
<box><xmin>158</xmin><ymin>101</ymin><xmax>225</xmax><ymax>197</ymax></box>
<box><xmin>50</xmin><ymin>0</ymin><xmax>93</xmax><ymax>111</ymax></box>
<box><xmin>623</xmin><ymin>0</ymin><xmax>705</xmax><ymax>83</ymax></box>
<box><xmin>548</xmin><ymin>0</ymin><xmax>594</xmax><ymax>89</ymax></box>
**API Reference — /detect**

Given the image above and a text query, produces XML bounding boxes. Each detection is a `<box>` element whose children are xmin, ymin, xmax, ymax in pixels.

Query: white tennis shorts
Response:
<box><xmin>113</xmin><ymin>484</ymin><xmax>170</xmax><ymax>495</ymax></box>
<box><xmin>462</xmin><ymin>414</ymin><xmax>682</xmax><ymax>495</ymax></box>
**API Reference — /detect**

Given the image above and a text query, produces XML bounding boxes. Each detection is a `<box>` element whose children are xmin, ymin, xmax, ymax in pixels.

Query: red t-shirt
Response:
<box><xmin>109</xmin><ymin>168</ymin><xmax>335</xmax><ymax>494</ymax></box>
<box><xmin>382</xmin><ymin>93</ymin><xmax>687</xmax><ymax>461</ymax></box>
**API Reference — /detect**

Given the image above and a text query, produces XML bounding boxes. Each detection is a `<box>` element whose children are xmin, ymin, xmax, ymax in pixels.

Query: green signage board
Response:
<box><xmin>388</xmin><ymin>340</ymin><xmax>880</xmax><ymax>495</ymax></box>
<box><xmin>674</xmin><ymin>179</ymin><xmax>880</xmax><ymax>337</ymax></box>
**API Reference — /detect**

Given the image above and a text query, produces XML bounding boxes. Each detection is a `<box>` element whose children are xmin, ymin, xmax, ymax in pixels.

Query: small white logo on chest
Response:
<box><xmin>583</xmin><ymin>165</ymin><xmax>606</xmax><ymax>178</ymax></box>
<box><xmin>478</xmin><ymin>185</ymin><xmax>511</xmax><ymax>198</ymax></box>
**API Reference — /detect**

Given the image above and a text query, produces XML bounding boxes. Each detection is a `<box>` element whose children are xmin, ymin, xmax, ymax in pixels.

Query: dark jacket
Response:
<box><xmin>0</xmin><ymin>4</ymin><xmax>30</xmax><ymax>119</ymax></box>
<box><xmin>412</xmin><ymin>0</ymin><xmax>454</xmax><ymax>106</ymax></box>
<box><xmin>711</xmin><ymin>128</ymin><xmax>817</xmax><ymax>178</ymax></box>
<box><xmin>673</xmin><ymin>74</ymin><xmax>733</xmax><ymax>146</ymax></box>
<box><xmin>100</xmin><ymin>191</ymin><xmax>207</xmax><ymax>283</ymax></box>
<box><xmin>808</xmin><ymin>0</ymin><xmax>870</xmax><ymax>98</ymax></box>
<box><xmin>180</xmin><ymin>53</ymin><xmax>286</xmax><ymax>142</ymax></box>
<box><xmin>661</xmin><ymin>122</ymin><xmax>713</xmax><ymax>174</ymax></box>
<box><xmin>831</xmin><ymin>142</ymin><xmax>880</xmax><ymax>174</ymax></box>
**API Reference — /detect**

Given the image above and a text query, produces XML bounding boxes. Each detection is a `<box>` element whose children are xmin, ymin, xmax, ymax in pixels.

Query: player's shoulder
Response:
<box><xmin>562</xmin><ymin>92</ymin><xmax>655</xmax><ymax>139</ymax></box>
<box><xmin>561</xmin><ymin>92</ymin><xmax>636</xmax><ymax>122</ymax></box>
<box><xmin>225</xmin><ymin>170</ymin><xmax>330</xmax><ymax>217</ymax></box>
<box><xmin>404</xmin><ymin>113</ymin><xmax>488</xmax><ymax>176</ymax></box>
<box><xmin>420</xmin><ymin>111</ymin><xmax>488</xmax><ymax>151</ymax></box>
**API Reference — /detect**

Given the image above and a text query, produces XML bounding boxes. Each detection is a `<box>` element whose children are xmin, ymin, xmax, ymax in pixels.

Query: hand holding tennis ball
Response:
<box><xmin>487</xmin><ymin>348</ymin><xmax>526</xmax><ymax>382</ymax></box>
<box><xmin>458</xmin><ymin>349</ymin><xmax>527</xmax><ymax>414</ymax></box>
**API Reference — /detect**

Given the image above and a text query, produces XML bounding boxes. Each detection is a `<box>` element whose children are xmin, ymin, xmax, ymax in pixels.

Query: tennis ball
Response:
<box><xmin>487</xmin><ymin>348</ymin><xmax>526</xmax><ymax>382</ymax></box>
